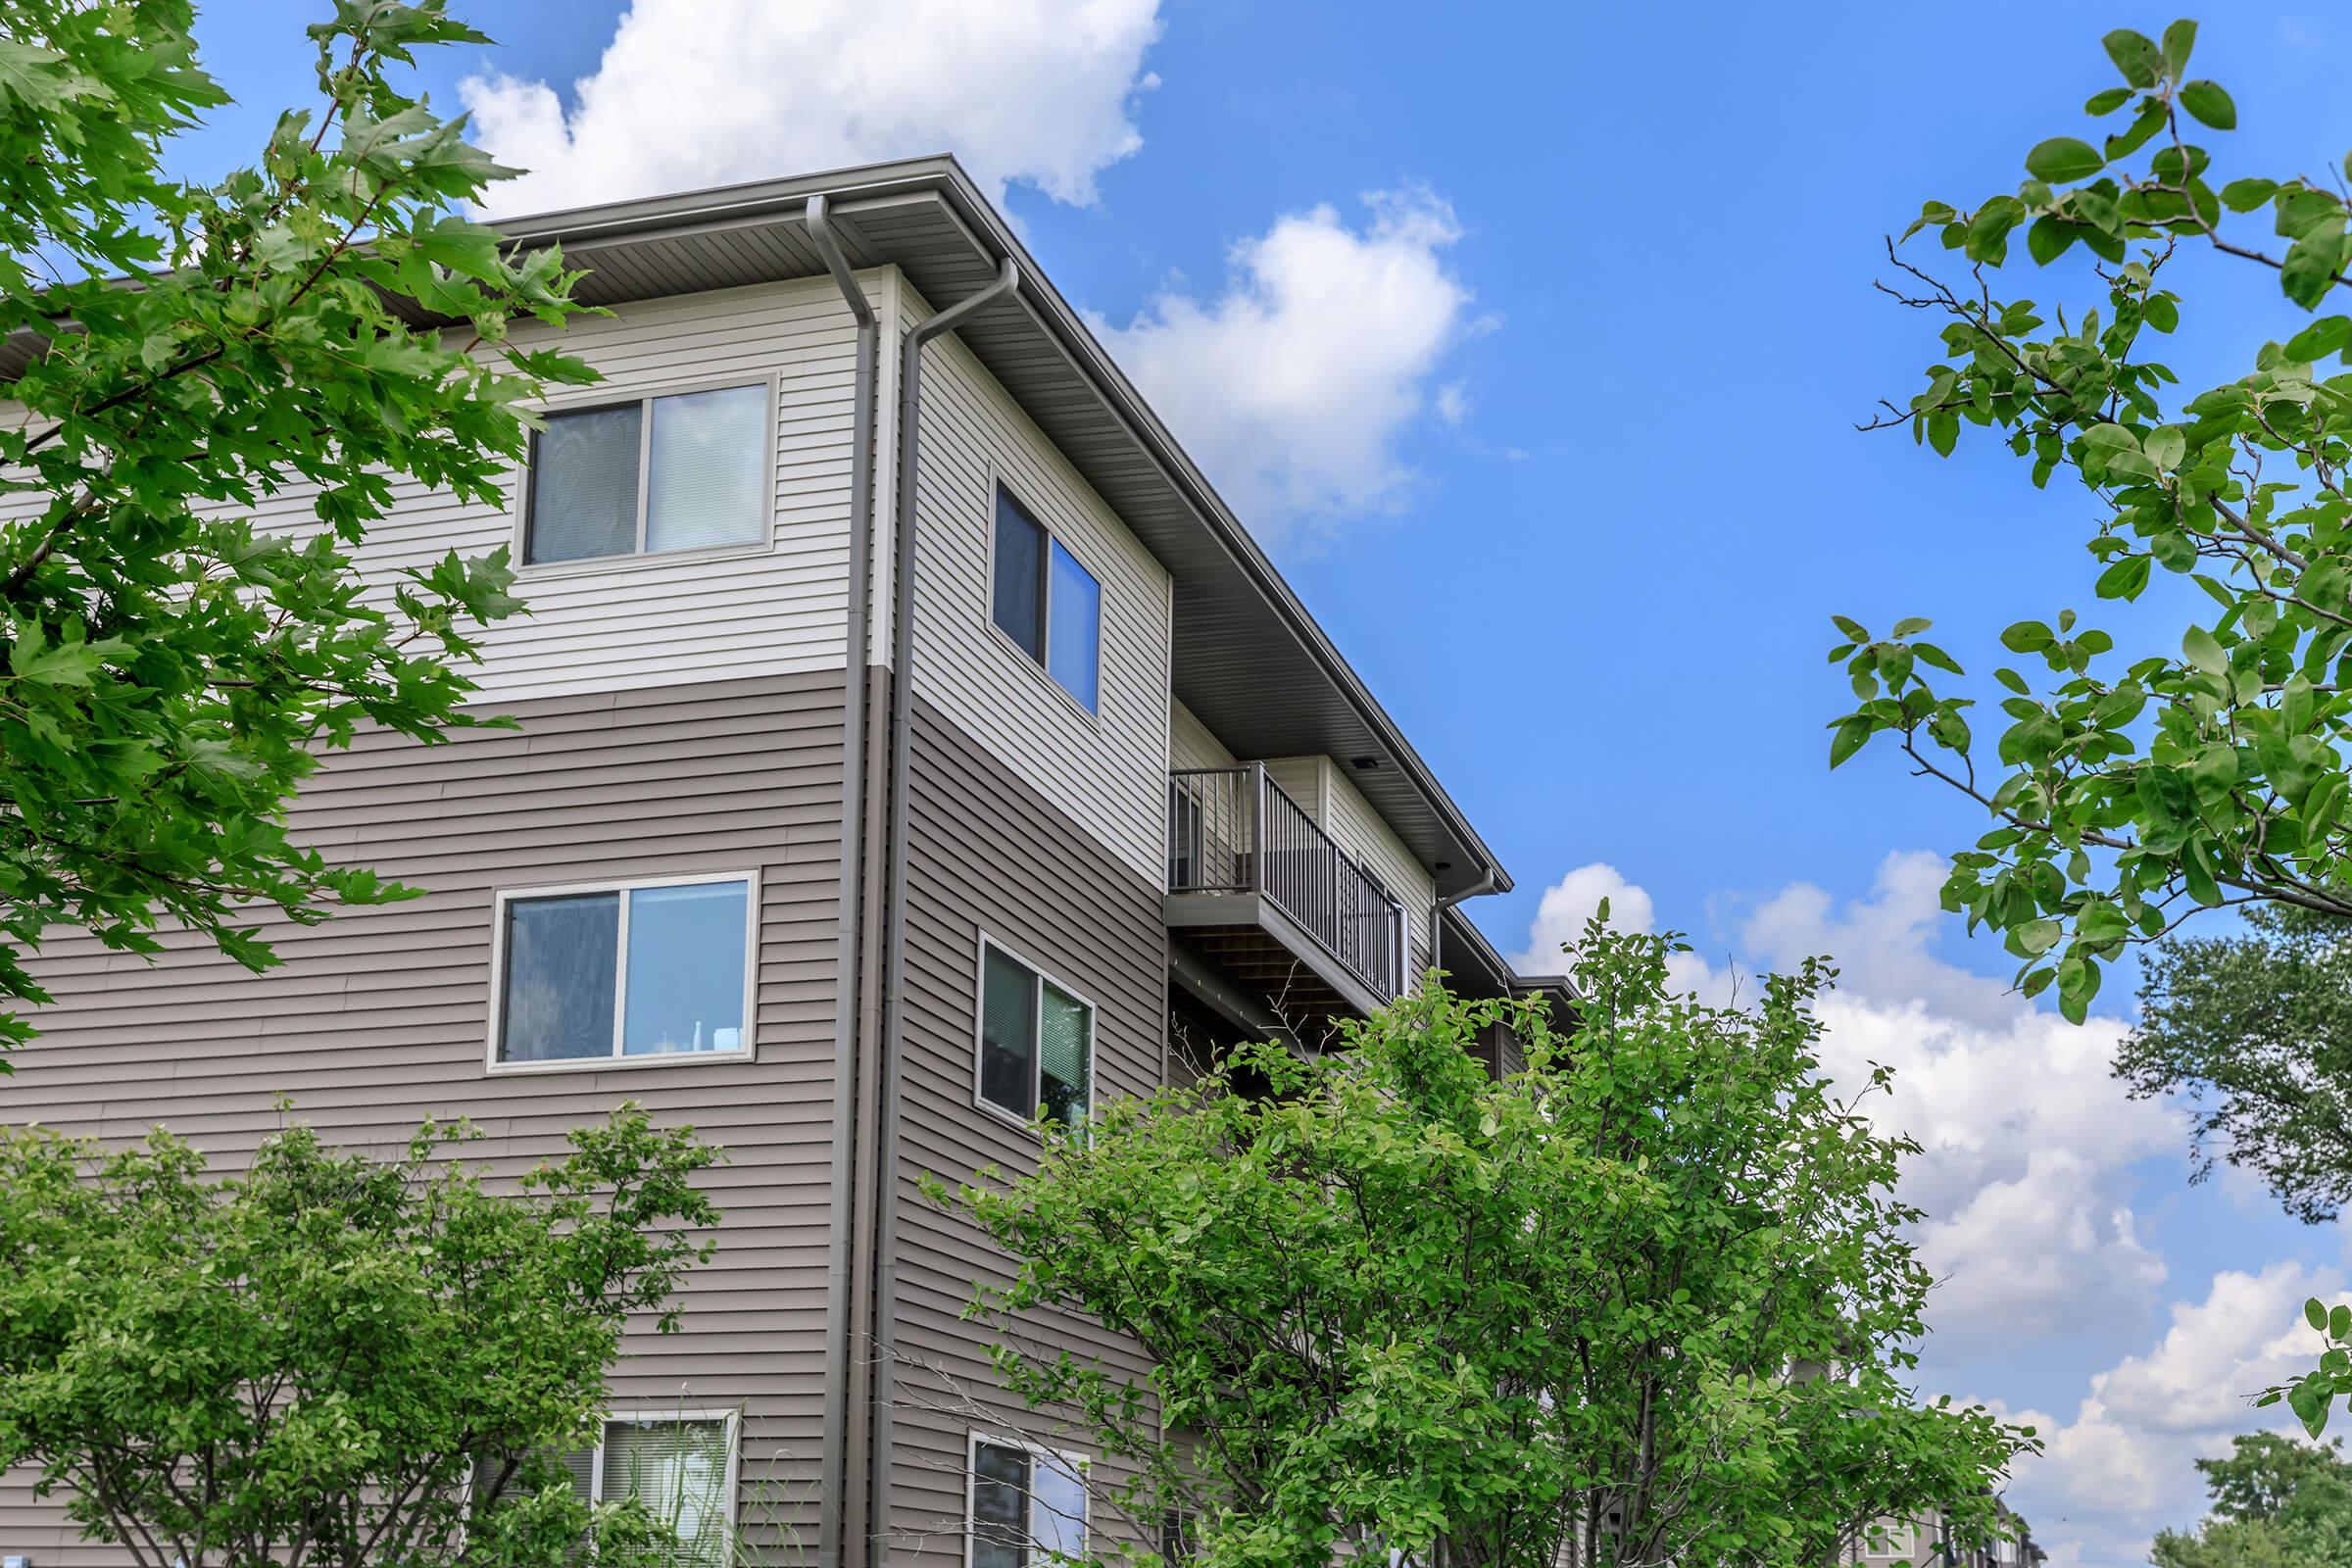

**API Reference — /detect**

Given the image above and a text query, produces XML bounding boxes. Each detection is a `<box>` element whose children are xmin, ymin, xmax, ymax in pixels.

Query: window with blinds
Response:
<box><xmin>968</xmin><ymin>1434</ymin><xmax>1087</xmax><ymax>1568</ymax></box>
<box><xmin>974</xmin><ymin>938</ymin><xmax>1093</xmax><ymax>1132</ymax></box>
<box><xmin>525</xmin><ymin>383</ymin><xmax>769</xmax><ymax>564</ymax></box>
<box><xmin>471</xmin><ymin>1417</ymin><xmax>733</xmax><ymax>1565</ymax></box>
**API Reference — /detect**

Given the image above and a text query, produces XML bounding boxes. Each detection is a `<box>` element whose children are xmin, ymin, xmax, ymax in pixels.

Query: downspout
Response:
<box><xmin>868</xmin><ymin>255</ymin><xmax>1021</xmax><ymax>1549</ymax></box>
<box><xmin>1429</xmin><ymin>869</ymin><xmax>1498</xmax><ymax>978</ymax></box>
<box><xmin>807</xmin><ymin>191</ymin><xmax>876</xmax><ymax>1568</ymax></box>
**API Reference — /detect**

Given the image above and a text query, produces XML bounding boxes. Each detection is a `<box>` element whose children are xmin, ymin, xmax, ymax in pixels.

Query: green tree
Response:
<box><xmin>2149</xmin><ymin>1434</ymin><xmax>2352</xmax><ymax>1567</ymax></box>
<box><xmin>0</xmin><ymin>1102</ymin><xmax>721</xmax><ymax>1568</ymax></box>
<box><xmin>936</xmin><ymin>921</ymin><xmax>2033</xmax><ymax>1568</ymax></box>
<box><xmin>2119</xmin><ymin>906</ymin><xmax>2352</xmax><ymax>1224</ymax></box>
<box><xmin>0</xmin><ymin>0</ymin><xmax>595</xmax><ymax>1056</ymax></box>
<box><xmin>1819</xmin><ymin>17</ymin><xmax>2352</xmax><ymax>1430</ymax></box>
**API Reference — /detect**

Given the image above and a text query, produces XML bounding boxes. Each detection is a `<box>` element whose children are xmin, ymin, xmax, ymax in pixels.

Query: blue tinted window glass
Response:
<box><xmin>501</xmin><ymin>893</ymin><xmax>619</xmax><ymax>1060</ymax></box>
<box><xmin>992</xmin><ymin>490</ymin><xmax>1044</xmax><ymax>661</ymax></box>
<box><xmin>621</xmin><ymin>880</ymin><xmax>750</xmax><ymax>1056</ymax></box>
<box><xmin>1047</xmin><ymin>540</ymin><xmax>1100</xmax><ymax>711</ymax></box>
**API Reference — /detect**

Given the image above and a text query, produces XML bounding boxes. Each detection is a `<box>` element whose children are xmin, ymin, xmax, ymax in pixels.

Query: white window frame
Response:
<box><xmin>972</xmin><ymin>932</ymin><xmax>1097</xmax><ymax>1135</ymax></box>
<box><xmin>963</xmin><ymin>1429</ymin><xmax>1090</xmax><ymax>1568</ymax></box>
<box><xmin>591</xmin><ymin>1407</ymin><xmax>743</xmax><ymax>1546</ymax></box>
<box><xmin>514</xmin><ymin>372</ymin><xmax>780</xmax><ymax>577</ymax></box>
<box><xmin>461</xmin><ymin>1408</ymin><xmax>742</xmax><ymax>1551</ymax></box>
<box><xmin>983</xmin><ymin>476</ymin><xmax>1103</xmax><ymax>722</ymax></box>
<box><xmin>485</xmin><ymin>870</ymin><xmax>761</xmax><ymax>1075</ymax></box>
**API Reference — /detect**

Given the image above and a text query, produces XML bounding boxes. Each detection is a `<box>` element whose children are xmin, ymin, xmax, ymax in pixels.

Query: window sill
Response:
<box><xmin>515</xmin><ymin>538</ymin><xmax>775</xmax><ymax>583</ymax></box>
<box><xmin>485</xmin><ymin>1047</ymin><xmax>757</xmax><ymax>1078</ymax></box>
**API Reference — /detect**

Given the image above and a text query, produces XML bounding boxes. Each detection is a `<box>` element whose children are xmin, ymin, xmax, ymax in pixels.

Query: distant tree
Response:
<box><xmin>0</xmin><ymin>0</ymin><xmax>596</xmax><ymax>1056</ymax></box>
<box><xmin>2118</xmin><ymin>906</ymin><xmax>2352</xmax><ymax>1224</ymax></box>
<box><xmin>2151</xmin><ymin>1434</ymin><xmax>2352</xmax><ymax>1567</ymax></box>
<box><xmin>1817</xmin><ymin>15</ymin><xmax>2352</xmax><ymax>1430</ymax></box>
<box><xmin>0</xmin><ymin>1103</ymin><xmax>719</xmax><ymax>1568</ymax></box>
<box><xmin>935</xmin><ymin>920</ymin><xmax>2034</xmax><ymax>1568</ymax></box>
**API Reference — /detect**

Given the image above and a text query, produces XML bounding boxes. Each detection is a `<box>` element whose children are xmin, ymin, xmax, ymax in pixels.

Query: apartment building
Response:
<box><xmin>1849</xmin><ymin>1504</ymin><xmax>2046</xmax><ymax>1568</ymax></box>
<box><xmin>0</xmin><ymin>157</ymin><xmax>1558</xmax><ymax>1568</ymax></box>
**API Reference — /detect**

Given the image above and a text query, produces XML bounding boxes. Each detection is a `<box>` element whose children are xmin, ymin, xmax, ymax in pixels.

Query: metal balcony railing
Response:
<box><xmin>1167</xmin><ymin>764</ymin><xmax>1404</xmax><ymax>1000</ymax></box>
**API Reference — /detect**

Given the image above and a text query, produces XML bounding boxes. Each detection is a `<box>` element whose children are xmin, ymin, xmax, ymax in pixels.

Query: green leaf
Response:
<box><xmin>2182</xmin><ymin>625</ymin><xmax>2229</xmax><ymax>675</ymax></box>
<box><xmin>2178</xmin><ymin>79</ymin><xmax>2237</xmax><ymax>130</ymax></box>
<box><xmin>2083</xmin><ymin>86</ymin><xmax>2133</xmax><ymax>117</ymax></box>
<box><xmin>2002</xmin><ymin>621</ymin><xmax>2055</xmax><ymax>653</ymax></box>
<box><xmin>2282</xmin><ymin>234</ymin><xmax>2343</xmax><ymax>311</ymax></box>
<box><xmin>2160</xmin><ymin>19</ymin><xmax>2196</xmax><ymax>79</ymax></box>
<box><xmin>2284</xmin><ymin>317</ymin><xmax>2352</xmax><ymax>363</ymax></box>
<box><xmin>2312</xmin><ymin>1298</ymin><xmax>2331</xmax><ymax>1334</ymax></box>
<box><xmin>2096</xmin><ymin>555</ymin><xmax>2153</xmax><ymax>600</ymax></box>
<box><xmin>1892</xmin><ymin>616</ymin><xmax>1933</xmax><ymax>637</ymax></box>
<box><xmin>2144</xmin><ymin>293</ymin><xmax>2180</xmax><ymax>332</ymax></box>
<box><xmin>2221</xmin><ymin>177</ymin><xmax>2279</xmax><ymax>213</ymax></box>
<box><xmin>1913</xmin><ymin>641</ymin><xmax>1965</xmax><ymax>674</ymax></box>
<box><xmin>2102</xmin><ymin>28</ymin><xmax>2162</xmax><ymax>89</ymax></box>
<box><xmin>1965</xmin><ymin>197</ymin><xmax>2027</xmax><ymax>265</ymax></box>
<box><xmin>1829</xmin><ymin>716</ymin><xmax>1873</xmax><ymax>769</ymax></box>
<box><xmin>2028</xmin><ymin>217</ymin><xmax>2081</xmax><ymax>266</ymax></box>
<box><xmin>2145</xmin><ymin>425</ymin><xmax>2187</xmax><ymax>470</ymax></box>
<box><xmin>1928</xmin><ymin>408</ymin><xmax>1959</xmax><ymax>457</ymax></box>
<box><xmin>2017</xmin><ymin>918</ymin><xmax>2062</xmax><ymax>956</ymax></box>
<box><xmin>2025</xmin><ymin>136</ymin><xmax>2104</xmax><ymax>184</ymax></box>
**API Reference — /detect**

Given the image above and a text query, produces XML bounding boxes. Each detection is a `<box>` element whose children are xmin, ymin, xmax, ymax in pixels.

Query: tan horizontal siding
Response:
<box><xmin>886</xmin><ymin>696</ymin><xmax>1164</xmax><ymax>1565</ymax></box>
<box><xmin>0</xmin><ymin>671</ymin><xmax>849</xmax><ymax>1564</ymax></box>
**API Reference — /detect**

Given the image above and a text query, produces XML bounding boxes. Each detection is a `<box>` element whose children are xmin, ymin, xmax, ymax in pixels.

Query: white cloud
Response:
<box><xmin>1507</xmin><ymin>853</ymin><xmax>2225</xmax><ymax>1567</ymax></box>
<box><xmin>461</xmin><ymin>0</ymin><xmax>1163</xmax><ymax>217</ymax></box>
<box><xmin>1509</xmin><ymin>861</ymin><xmax>1654</xmax><ymax>967</ymax></box>
<box><xmin>1093</xmin><ymin>186</ymin><xmax>1477</xmax><ymax>542</ymax></box>
<box><xmin>1514</xmin><ymin>853</ymin><xmax>2181</xmax><ymax>1348</ymax></box>
<box><xmin>1991</xmin><ymin>1261</ymin><xmax>2342</xmax><ymax>1566</ymax></box>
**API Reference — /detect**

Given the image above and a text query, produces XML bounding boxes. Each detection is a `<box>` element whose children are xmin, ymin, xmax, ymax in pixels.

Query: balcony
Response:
<box><xmin>1165</xmin><ymin>764</ymin><xmax>1405</xmax><ymax>1024</ymax></box>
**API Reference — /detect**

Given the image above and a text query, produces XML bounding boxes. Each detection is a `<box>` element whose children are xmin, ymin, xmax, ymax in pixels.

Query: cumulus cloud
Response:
<box><xmin>1513</xmin><ymin>853</ymin><xmax>2182</xmax><ymax>1347</ymax></box>
<box><xmin>1507</xmin><ymin>852</ymin><xmax>2222</xmax><ymax>1567</ymax></box>
<box><xmin>1991</xmin><ymin>1261</ymin><xmax>2341</xmax><ymax>1566</ymax></box>
<box><xmin>461</xmin><ymin>0</ymin><xmax>1163</xmax><ymax>216</ymax></box>
<box><xmin>1093</xmin><ymin>186</ymin><xmax>1478</xmax><ymax>542</ymax></box>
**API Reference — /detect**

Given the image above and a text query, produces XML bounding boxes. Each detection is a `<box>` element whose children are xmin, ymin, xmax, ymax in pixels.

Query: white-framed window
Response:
<box><xmin>474</xmin><ymin>1410</ymin><xmax>740</xmax><ymax>1564</ymax></box>
<box><xmin>975</xmin><ymin>936</ymin><xmax>1093</xmax><ymax>1133</ymax></box>
<box><xmin>522</xmin><ymin>380</ymin><xmax>773</xmax><ymax>564</ymax></box>
<box><xmin>989</xmin><ymin>483</ymin><xmax>1102</xmax><ymax>713</ymax></box>
<box><xmin>1861</xmin><ymin>1519</ymin><xmax>1913</xmax><ymax>1558</ymax></box>
<box><xmin>966</xmin><ymin>1431</ymin><xmax>1087</xmax><ymax>1568</ymax></box>
<box><xmin>488</xmin><ymin>873</ymin><xmax>758</xmax><ymax>1071</ymax></box>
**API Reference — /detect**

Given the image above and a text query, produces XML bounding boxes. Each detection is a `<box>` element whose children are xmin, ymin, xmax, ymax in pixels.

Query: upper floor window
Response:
<box><xmin>525</xmin><ymin>382</ymin><xmax>770</xmax><ymax>564</ymax></box>
<box><xmin>990</xmin><ymin>485</ymin><xmax>1101</xmax><ymax>712</ymax></box>
<box><xmin>492</xmin><ymin>875</ymin><xmax>755</xmax><ymax>1068</ymax></box>
<box><xmin>968</xmin><ymin>1433</ymin><xmax>1087</xmax><ymax>1568</ymax></box>
<box><xmin>977</xmin><ymin>938</ymin><xmax>1092</xmax><ymax>1132</ymax></box>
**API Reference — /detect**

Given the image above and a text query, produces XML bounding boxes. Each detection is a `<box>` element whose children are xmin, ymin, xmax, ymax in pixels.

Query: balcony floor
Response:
<box><xmin>1162</xmin><ymin>890</ymin><xmax>1387</xmax><ymax>1032</ymax></box>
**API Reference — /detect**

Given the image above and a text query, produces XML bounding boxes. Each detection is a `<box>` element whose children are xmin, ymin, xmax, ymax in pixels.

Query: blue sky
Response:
<box><xmin>172</xmin><ymin>3</ymin><xmax>2352</xmax><ymax>1560</ymax></box>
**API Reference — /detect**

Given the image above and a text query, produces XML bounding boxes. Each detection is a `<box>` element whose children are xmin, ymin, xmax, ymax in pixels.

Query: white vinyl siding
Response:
<box><xmin>896</xmin><ymin>280</ymin><xmax>1173</xmax><ymax>885</ymax></box>
<box><xmin>118</xmin><ymin>274</ymin><xmax>877</xmax><ymax>704</ymax></box>
<box><xmin>1167</xmin><ymin>701</ymin><xmax>1235</xmax><ymax>774</ymax></box>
